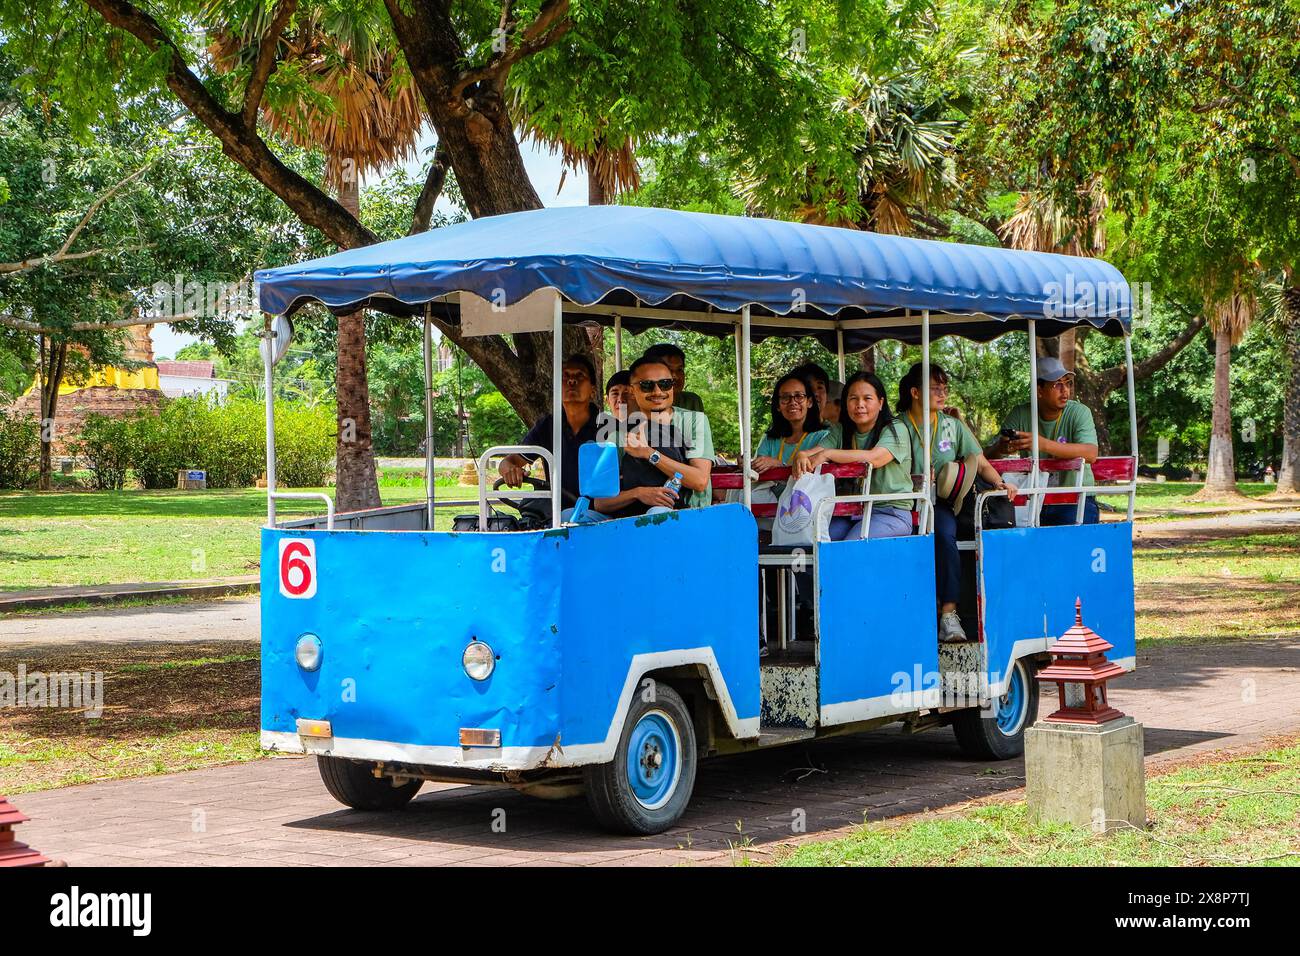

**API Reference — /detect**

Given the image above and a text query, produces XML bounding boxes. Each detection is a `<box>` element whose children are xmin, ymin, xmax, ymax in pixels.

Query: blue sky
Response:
<box><xmin>152</xmin><ymin>136</ymin><xmax>589</xmax><ymax>358</ymax></box>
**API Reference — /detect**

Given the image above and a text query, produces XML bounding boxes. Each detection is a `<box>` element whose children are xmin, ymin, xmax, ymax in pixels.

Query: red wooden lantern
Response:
<box><xmin>1036</xmin><ymin>598</ymin><xmax>1127</xmax><ymax>725</ymax></box>
<box><xmin>0</xmin><ymin>796</ymin><xmax>50</xmax><ymax>867</ymax></box>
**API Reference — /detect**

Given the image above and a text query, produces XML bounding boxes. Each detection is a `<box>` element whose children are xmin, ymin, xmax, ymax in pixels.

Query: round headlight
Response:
<box><xmin>462</xmin><ymin>641</ymin><xmax>495</xmax><ymax>681</ymax></box>
<box><xmin>295</xmin><ymin>633</ymin><xmax>322</xmax><ymax>672</ymax></box>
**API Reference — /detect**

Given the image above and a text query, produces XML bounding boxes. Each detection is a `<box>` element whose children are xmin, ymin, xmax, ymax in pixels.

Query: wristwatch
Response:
<box><xmin>648</xmin><ymin>451</ymin><xmax>662</xmax><ymax>466</ymax></box>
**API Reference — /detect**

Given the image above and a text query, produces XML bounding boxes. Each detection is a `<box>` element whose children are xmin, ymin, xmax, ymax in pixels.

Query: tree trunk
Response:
<box><xmin>1202</xmin><ymin>323</ymin><xmax>1238</xmax><ymax>496</ymax></box>
<box><xmin>331</xmin><ymin>163</ymin><xmax>382</xmax><ymax>512</ymax></box>
<box><xmin>1275</xmin><ymin>285</ymin><xmax>1300</xmax><ymax>495</ymax></box>
<box><xmin>1057</xmin><ymin>328</ymin><xmax>1077</xmax><ymax>370</ymax></box>
<box><xmin>37</xmin><ymin>337</ymin><xmax>67</xmax><ymax>491</ymax></box>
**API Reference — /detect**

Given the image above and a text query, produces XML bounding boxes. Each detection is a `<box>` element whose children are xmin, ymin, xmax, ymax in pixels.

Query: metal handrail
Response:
<box><xmin>271</xmin><ymin>492</ymin><xmax>335</xmax><ymax>530</ymax></box>
<box><xmin>476</xmin><ymin>445</ymin><xmax>559</xmax><ymax>528</ymax></box>
<box><xmin>976</xmin><ymin>482</ymin><xmax>1138</xmax><ymax>531</ymax></box>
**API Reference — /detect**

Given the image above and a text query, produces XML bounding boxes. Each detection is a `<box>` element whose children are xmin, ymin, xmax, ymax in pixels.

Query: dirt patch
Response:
<box><xmin>0</xmin><ymin>641</ymin><xmax>260</xmax><ymax>793</ymax></box>
<box><xmin>1136</xmin><ymin>579</ymin><xmax>1300</xmax><ymax>641</ymax></box>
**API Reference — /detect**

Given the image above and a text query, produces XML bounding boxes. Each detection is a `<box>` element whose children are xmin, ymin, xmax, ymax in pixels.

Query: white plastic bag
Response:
<box><xmin>772</xmin><ymin>471</ymin><xmax>836</xmax><ymax>546</ymax></box>
<box><xmin>1012</xmin><ymin>466</ymin><xmax>1048</xmax><ymax>527</ymax></box>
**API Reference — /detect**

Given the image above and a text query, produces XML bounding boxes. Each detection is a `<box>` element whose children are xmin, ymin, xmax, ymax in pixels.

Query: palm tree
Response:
<box><xmin>1197</xmin><ymin>287</ymin><xmax>1254</xmax><ymax>499</ymax></box>
<box><xmin>207</xmin><ymin>1</ymin><xmax>423</xmax><ymax>511</ymax></box>
<box><xmin>1000</xmin><ymin>180</ymin><xmax>1109</xmax><ymax>370</ymax></box>
<box><xmin>1256</xmin><ymin>277</ymin><xmax>1300</xmax><ymax>497</ymax></box>
<box><xmin>736</xmin><ymin>62</ymin><xmax>960</xmax><ymax>237</ymax></box>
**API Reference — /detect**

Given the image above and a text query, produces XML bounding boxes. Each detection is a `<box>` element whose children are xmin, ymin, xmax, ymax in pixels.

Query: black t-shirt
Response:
<box><xmin>519</xmin><ymin>404</ymin><xmax>609</xmax><ymax>502</ymax></box>
<box><xmin>608</xmin><ymin>414</ymin><xmax>691</xmax><ymax>519</ymax></box>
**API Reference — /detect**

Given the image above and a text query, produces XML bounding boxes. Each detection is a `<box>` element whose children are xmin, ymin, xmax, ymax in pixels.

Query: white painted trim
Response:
<box><xmin>819</xmin><ymin>687</ymin><xmax>940</xmax><ymax>726</ymax></box>
<box><xmin>262</xmin><ymin>647</ymin><xmax>760</xmax><ymax>771</ymax></box>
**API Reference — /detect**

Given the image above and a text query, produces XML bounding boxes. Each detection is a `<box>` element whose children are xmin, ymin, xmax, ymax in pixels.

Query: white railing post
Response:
<box><xmin>1027</xmin><ymin>318</ymin><xmax>1041</xmax><ymax>527</ymax></box>
<box><xmin>552</xmin><ymin>294</ymin><xmax>563</xmax><ymax>527</ymax></box>
<box><xmin>1124</xmin><ymin>332</ymin><xmax>1139</xmax><ymax>524</ymax></box>
<box><xmin>921</xmin><ymin>309</ymin><xmax>932</xmax><ymax>533</ymax></box>
<box><xmin>262</xmin><ymin>312</ymin><xmax>277</xmax><ymax>529</ymax></box>
<box><xmin>741</xmin><ymin>305</ymin><xmax>752</xmax><ymax>511</ymax></box>
<box><xmin>423</xmin><ymin>304</ymin><xmax>435</xmax><ymax>531</ymax></box>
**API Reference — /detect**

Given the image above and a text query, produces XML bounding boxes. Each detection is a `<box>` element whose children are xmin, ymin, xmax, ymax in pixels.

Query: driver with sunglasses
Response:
<box><xmin>590</xmin><ymin>356</ymin><xmax>715</xmax><ymax>519</ymax></box>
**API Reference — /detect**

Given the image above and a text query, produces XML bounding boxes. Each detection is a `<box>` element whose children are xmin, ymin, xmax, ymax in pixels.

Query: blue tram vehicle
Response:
<box><xmin>254</xmin><ymin>206</ymin><xmax>1138</xmax><ymax>833</ymax></box>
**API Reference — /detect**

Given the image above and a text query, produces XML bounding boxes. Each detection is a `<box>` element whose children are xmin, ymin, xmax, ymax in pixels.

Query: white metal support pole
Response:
<box><xmin>921</xmin><ymin>309</ymin><xmax>932</xmax><ymax>534</ymax></box>
<box><xmin>1124</xmin><ymin>332</ymin><xmax>1139</xmax><ymax>524</ymax></box>
<box><xmin>836</xmin><ymin>326</ymin><xmax>846</xmax><ymax>382</ymax></box>
<box><xmin>552</xmin><ymin>294</ymin><xmax>563</xmax><ymax>528</ymax></box>
<box><xmin>262</xmin><ymin>313</ymin><xmax>277</xmax><ymax>528</ymax></box>
<box><xmin>1027</xmin><ymin>318</ymin><xmax>1041</xmax><ymax>526</ymax></box>
<box><xmin>741</xmin><ymin>305</ymin><xmax>752</xmax><ymax>511</ymax></box>
<box><xmin>423</xmin><ymin>305</ymin><xmax>435</xmax><ymax>531</ymax></box>
<box><xmin>614</xmin><ymin>313</ymin><xmax>624</xmax><ymax>371</ymax></box>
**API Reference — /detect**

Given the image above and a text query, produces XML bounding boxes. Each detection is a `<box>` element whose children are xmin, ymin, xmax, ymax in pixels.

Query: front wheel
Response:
<box><xmin>584</xmin><ymin>683</ymin><xmax>697</xmax><ymax>834</ymax></box>
<box><xmin>952</xmin><ymin>657</ymin><xmax>1038</xmax><ymax>760</ymax></box>
<box><xmin>318</xmin><ymin>755</ymin><xmax>422</xmax><ymax>810</ymax></box>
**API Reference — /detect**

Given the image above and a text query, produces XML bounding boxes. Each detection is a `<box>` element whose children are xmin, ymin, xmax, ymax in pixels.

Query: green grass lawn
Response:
<box><xmin>773</xmin><ymin>741</ymin><xmax>1300</xmax><ymax>866</ymax></box>
<box><xmin>0</xmin><ymin>478</ymin><xmax>480</xmax><ymax>592</ymax></box>
<box><xmin>1099</xmin><ymin>480</ymin><xmax>1276</xmax><ymax>514</ymax></box>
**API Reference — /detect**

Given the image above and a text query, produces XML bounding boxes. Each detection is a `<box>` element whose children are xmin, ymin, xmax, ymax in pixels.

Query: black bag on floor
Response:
<box><xmin>955</xmin><ymin>475</ymin><xmax>1016</xmax><ymax>538</ymax></box>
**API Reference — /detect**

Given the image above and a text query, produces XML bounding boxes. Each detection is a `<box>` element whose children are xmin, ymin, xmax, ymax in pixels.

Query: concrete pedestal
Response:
<box><xmin>1025</xmin><ymin>716</ymin><xmax>1146</xmax><ymax>833</ymax></box>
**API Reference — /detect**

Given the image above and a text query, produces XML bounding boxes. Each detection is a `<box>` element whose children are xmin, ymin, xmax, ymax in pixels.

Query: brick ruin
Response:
<box><xmin>4</xmin><ymin>326</ymin><xmax>166</xmax><ymax>459</ymax></box>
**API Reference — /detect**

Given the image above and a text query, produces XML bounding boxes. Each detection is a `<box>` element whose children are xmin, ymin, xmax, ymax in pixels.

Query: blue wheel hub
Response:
<box><xmin>996</xmin><ymin>663</ymin><xmax>1028</xmax><ymax>736</ymax></box>
<box><xmin>626</xmin><ymin>711</ymin><xmax>680</xmax><ymax>811</ymax></box>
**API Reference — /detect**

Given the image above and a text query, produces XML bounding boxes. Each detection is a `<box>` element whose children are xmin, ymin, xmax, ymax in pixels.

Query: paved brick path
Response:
<box><xmin>13</xmin><ymin>638</ymin><xmax>1299</xmax><ymax>867</ymax></box>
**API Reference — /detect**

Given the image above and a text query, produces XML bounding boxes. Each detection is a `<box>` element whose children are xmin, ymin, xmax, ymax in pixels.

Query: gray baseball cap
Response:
<box><xmin>826</xmin><ymin>379</ymin><xmax>844</xmax><ymax>401</ymax></box>
<box><xmin>1035</xmin><ymin>357</ymin><xmax>1071</xmax><ymax>382</ymax></box>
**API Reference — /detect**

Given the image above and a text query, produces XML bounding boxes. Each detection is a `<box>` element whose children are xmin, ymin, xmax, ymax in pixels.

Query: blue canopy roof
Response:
<box><xmin>255</xmin><ymin>206</ymin><xmax>1131</xmax><ymax>344</ymax></box>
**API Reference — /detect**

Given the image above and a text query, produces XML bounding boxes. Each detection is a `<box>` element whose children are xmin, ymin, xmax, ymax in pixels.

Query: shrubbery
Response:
<box><xmin>469</xmin><ymin>391</ymin><xmax>524</xmax><ymax>452</ymax></box>
<box><xmin>0</xmin><ymin>411</ymin><xmax>40</xmax><ymax>489</ymax></box>
<box><xmin>73</xmin><ymin>397</ymin><xmax>335</xmax><ymax>490</ymax></box>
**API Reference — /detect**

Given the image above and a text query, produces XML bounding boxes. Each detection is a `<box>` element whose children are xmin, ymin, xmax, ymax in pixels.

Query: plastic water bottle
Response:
<box><xmin>664</xmin><ymin>471</ymin><xmax>683</xmax><ymax>500</ymax></box>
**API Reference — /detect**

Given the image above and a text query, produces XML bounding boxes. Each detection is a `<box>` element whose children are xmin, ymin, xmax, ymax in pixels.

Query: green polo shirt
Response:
<box><xmin>1000</xmin><ymin>400</ymin><xmax>1097</xmax><ymax>488</ymax></box>
<box><xmin>755</xmin><ymin>429</ymin><xmax>829</xmax><ymax>464</ymax></box>
<box><xmin>901</xmin><ymin>411</ymin><xmax>981</xmax><ymax>477</ymax></box>
<box><xmin>675</xmin><ymin>392</ymin><xmax>705</xmax><ymax>414</ymax></box>
<box><xmin>816</xmin><ymin>419</ymin><xmax>914</xmax><ymax>511</ymax></box>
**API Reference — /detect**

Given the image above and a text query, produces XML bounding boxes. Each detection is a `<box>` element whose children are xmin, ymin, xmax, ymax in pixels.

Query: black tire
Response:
<box><xmin>584</xmin><ymin>683</ymin><xmax>697</xmax><ymax>835</ymax></box>
<box><xmin>952</xmin><ymin>657</ymin><xmax>1039</xmax><ymax>760</ymax></box>
<box><xmin>317</xmin><ymin>755</ymin><xmax>422</xmax><ymax>810</ymax></box>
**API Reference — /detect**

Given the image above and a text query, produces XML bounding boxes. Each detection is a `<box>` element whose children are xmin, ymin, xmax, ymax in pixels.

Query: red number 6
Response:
<box><xmin>280</xmin><ymin>540</ymin><xmax>313</xmax><ymax>596</ymax></box>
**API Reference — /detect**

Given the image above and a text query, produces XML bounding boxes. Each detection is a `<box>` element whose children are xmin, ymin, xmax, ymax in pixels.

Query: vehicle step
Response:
<box><xmin>756</xmin><ymin>726</ymin><xmax>817</xmax><ymax>748</ymax></box>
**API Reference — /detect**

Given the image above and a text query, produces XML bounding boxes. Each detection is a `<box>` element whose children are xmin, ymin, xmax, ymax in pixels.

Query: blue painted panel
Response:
<box><xmin>261</xmin><ymin>504</ymin><xmax>760</xmax><ymax>755</ymax></box>
<box><xmin>556</xmin><ymin>504</ymin><xmax>760</xmax><ymax>744</ymax></box>
<box><xmin>260</xmin><ymin>528</ymin><xmax>564</xmax><ymax>749</ymax></box>
<box><xmin>980</xmin><ymin>522</ymin><xmax>1136</xmax><ymax>685</ymax></box>
<box><xmin>817</xmin><ymin>535</ymin><xmax>939</xmax><ymax>712</ymax></box>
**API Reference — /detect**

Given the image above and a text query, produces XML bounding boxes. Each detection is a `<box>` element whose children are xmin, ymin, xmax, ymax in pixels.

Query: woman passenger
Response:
<box><xmin>752</xmin><ymin>372</ymin><xmax>828</xmax><ymax>472</ymax></box>
<box><xmin>897</xmin><ymin>362</ymin><xmax>1016</xmax><ymax>642</ymax></box>
<box><xmin>791</xmin><ymin>371</ymin><xmax>913</xmax><ymax>540</ymax></box>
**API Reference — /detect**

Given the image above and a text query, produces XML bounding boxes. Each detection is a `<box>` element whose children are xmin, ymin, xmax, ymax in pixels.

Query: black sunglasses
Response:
<box><xmin>635</xmin><ymin>378</ymin><xmax>674</xmax><ymax>393</ymax></box>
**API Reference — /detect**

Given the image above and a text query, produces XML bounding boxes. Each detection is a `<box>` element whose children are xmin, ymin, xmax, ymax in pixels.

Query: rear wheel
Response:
<box><xmin>318</xmin><ymin>756</ymin><xmax>422</xmax><ymax>810</ymax></box>
<box><xmin>584</xmin><ymin>684</ymin><xmax>697</xmax><ymax>834</ymax></box>
<box><xmin>952</xmin><ymin>657</ymin><xmax>1038</xmax><ymax>760</ymax></box>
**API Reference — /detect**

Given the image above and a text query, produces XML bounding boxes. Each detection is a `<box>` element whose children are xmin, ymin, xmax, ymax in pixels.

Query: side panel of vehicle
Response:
<box><xmin>555</xmin><ymin>504</ymin><xmax>762</xmax><ymax>762</ymax></box>
<box><xmin>260</xmin><ymin>527</ymin><xmax>565</xmax><ymax>767</ymax></box>
<box><xmin>979</xmin><ymin>521</ymin><xmax>1136</xmax><ymax>696</ymax></box>
<box><xmin>816</xmin><ymin>534</ymin><xmax>941</xmax><ymax>725</ymax></box>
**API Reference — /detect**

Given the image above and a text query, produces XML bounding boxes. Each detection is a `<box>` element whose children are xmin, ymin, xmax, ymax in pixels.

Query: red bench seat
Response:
<box><xmin>989</xmin><ymin>456</ymin><xmax>1136</xmax><ymax>506</ymax></box>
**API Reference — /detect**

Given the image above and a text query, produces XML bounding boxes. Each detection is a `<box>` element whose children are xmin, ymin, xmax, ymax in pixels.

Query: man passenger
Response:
<box><xmin>605</xmin><ymin>369</ymin><xmax>634</xmax><ymax>420</ymax></box>
<box><xmin>499</xmin><ymin>354</ymin><xmax>607</xmax><ymax>506</ymax></box>
<box><xmin>643</xmin><ymin>343</ymin><xmax>705</xmax><ymax>413</ymax></box>
<box><xmin>591</xmin><ymin>356</ymin><xmax>715</xmax><ymax>519</ymax></box>
<box><xmin>986</xmin><ymin>357</ymin><xmax>1100</xmax><ymax>525</ymax></box>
